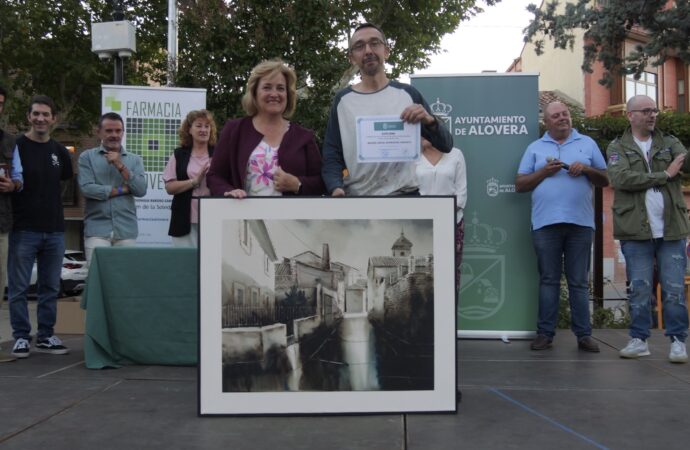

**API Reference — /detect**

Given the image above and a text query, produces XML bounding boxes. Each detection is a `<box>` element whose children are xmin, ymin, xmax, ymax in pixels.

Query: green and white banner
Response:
<box><xmin>101</xmin><ymin>85</ymin><xmax>206</xmax><ymax>245</ymax></box>
<box><xmin>411</xmin><ymin>74</ymin><xmax>539</xmax><ymax>338</ymax></box>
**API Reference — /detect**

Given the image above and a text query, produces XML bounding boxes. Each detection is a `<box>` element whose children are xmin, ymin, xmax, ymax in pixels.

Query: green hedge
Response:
<box><xmin>540</xmin><ymin>111</ymin><xmax>690</xmax><ymax>152</ymax></box>
<box><xmin>570</xmin><ymin>111</ymin><xmax>690</xmax><ymax>184</ymax></box>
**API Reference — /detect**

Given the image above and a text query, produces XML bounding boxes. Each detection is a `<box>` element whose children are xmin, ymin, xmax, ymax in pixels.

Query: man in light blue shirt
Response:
<box><xmin>78</xmin><ymin>112</ymin><xmax>146</xmax><ymax>264</ymax></box>
<box><xmin>516</xmin><ymin>102</ymin><xmax>608</xmax><ymax>352</ymax></box>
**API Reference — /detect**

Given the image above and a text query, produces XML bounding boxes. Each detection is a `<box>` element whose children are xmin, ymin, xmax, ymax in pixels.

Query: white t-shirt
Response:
<box><xmin>635</xmin><ymin>136</ymin><xmax>664</xmax><ymax>238</ymax></box>
<box><xmin>415</xmin><ymin>147</ymin><xmax>467</xmax><ymax>223</ymax></box>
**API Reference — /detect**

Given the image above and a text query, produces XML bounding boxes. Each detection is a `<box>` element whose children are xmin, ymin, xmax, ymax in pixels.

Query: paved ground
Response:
<box><xmin>1</xmin><ymin>302</ymin><xmax>689</xmax><ymax>449</ymax></box>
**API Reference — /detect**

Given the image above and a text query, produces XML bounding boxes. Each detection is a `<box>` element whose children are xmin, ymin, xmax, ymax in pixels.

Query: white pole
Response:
<box><xmin>166</xmin><ymin>0</ymin><xmax>178</xmax><ymax>86</ymax></box>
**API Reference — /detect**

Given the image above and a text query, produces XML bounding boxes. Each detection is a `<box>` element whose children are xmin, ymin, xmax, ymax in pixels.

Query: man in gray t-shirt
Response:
<box><xmin>321</xmin><ymin>23</ymin><xmax>452</xmax><ymax>196</ymax></box>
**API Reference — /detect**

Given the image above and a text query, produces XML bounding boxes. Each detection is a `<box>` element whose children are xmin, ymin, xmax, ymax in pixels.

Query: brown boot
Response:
<box><xmin>577</xmin><ymin>336</ymin><xmax>600</xmax><ymax>353</ymax></box>
<box><xmin>530</xmin><ymin>334</ymin><xmax>553</xmax><ymax>350</ymax></box>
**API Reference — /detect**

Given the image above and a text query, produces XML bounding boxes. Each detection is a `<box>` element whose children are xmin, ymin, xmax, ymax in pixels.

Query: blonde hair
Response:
<box><xmin>241</xmin><ymin>59</ymin><xmax>297</xmax><ymax>118</ymax></box>
<box><xmin>178</xmin><ymin>109</ymin><xmax>218</xmax><ymax>147</ymax></box>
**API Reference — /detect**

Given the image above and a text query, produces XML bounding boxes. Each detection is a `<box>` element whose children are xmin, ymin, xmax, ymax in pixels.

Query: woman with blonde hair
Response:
<box><xmin>207</xmin><ymin>59</ymin><xmax>324</xmax><ymax>197</ymax></box>
<box><xmin>163</xmin><ymin>109</ymin><xmax>217</xmax><ymax>247</ymax></box>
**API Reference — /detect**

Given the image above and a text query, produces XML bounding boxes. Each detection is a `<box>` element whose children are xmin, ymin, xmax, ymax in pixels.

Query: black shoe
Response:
<box><xmin>577</xmin><ymin>336</ymin><xmax>600</xmax><ymax>353</ymax></box>
<box><xmin>530</xmin><ymin>334</ymin><xmax>552</xmax><ymax>350</ymax></box>
<box><xmin>35</xmin><ymin>336</ymin><xmax>69</xmax><ymax>355</ymax></box>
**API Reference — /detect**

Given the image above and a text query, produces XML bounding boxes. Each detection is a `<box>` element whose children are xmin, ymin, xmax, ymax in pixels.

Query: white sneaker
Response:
<box><xmin>619</xmin><ymin>338</ymin><xmax>650</xmax><ymax>358</ymax></box>
<box><xmin>11</xmin><ymin>338</ymin><xmax>31</xmax><ymax>358</ymax></box>
<box><xmin>669</xmin><ymin>337</ymin><xmax>688</xmax><ymax>364</ymax></box>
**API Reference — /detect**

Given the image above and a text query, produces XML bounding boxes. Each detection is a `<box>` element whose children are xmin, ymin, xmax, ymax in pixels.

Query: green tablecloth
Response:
<box><xmin>81</xmin><ymin>247</ymin><xmax>198</xmax><ymax>369</ymax></box>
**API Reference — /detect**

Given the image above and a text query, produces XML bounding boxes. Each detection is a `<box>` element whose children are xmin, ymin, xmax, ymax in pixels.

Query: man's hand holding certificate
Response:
<box><xmin>356</xmin><ymin>115</ymin><xmax>420</xmax><ymax>163</ymax></box>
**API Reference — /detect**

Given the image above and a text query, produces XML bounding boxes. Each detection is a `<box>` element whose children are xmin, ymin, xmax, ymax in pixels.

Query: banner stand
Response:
<box><xmin>101</xmin><ymin>85</ymin><xmax>206</xmax><ymax>246</ymax></box>
<box><xmin>412</xmin><ymin>73</ymin><xmax>540</xmax><ymax>339</ymax></box>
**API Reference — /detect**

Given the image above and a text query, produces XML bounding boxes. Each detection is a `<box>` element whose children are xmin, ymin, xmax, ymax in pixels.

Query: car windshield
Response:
<box><xmin>65</xmin><ymin>252</ymin><xmax>86</xmax><ymax>262</ymax></box>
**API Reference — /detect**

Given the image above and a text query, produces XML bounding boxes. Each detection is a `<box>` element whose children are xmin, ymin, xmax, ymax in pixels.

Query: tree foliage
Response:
<box><xmin>524</xmin><ymin>0</ymin><xmax>690</xmax><ymax>86</ymax></box>
<box><xmin>562</xmin><ymin>110</ymin><xmax>690</xmax><ymax>152</ymax></box>
<box><xmin>1</xmin><ymin>0</ymin><xmax>499</xmax><ymax>138</ymax></box>
<box><xmin>0</xmin><ymin>0</ymin><xmax>168</xmax><ymax>133</ymax></box>
<box><xmin>175</xmin><ymin>0</ymin><xmax>500</xmax><ymax>139</ymax></box>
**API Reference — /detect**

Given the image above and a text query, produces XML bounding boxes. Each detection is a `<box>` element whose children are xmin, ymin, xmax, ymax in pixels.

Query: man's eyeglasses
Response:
<box><xmin>629</xmin><ymin>108</ymin><xmax>660</xmax><ymax>116</ymax></box>
<box><xmin>350</xmin><ymin>38</ymin><xmax>385</xmax><ymax>53</ymax></box>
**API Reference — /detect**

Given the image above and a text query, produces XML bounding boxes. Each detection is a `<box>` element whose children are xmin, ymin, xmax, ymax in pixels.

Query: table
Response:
<box><xmin>81</xmin><ymin>247</ymin><xmax>198</xmax><ymax>369</ymax></box>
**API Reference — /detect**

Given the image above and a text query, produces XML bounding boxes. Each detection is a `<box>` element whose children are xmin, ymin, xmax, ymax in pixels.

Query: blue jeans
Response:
<box><xmin>621</xmin><ymin>239</ymin><xmax>689</xmax><ymax>342</ymax></box>
<box><xmin>8</xmin><ymin>231</ymin><xmax>65</xmax><ymax>341</ymax></box>
<box><xmin>532</xmin><ymin>224</ymin><xmax>593</xmax><ymax>338</ymax></box>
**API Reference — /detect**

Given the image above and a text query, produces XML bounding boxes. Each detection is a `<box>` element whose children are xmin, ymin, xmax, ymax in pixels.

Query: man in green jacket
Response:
<box><xmin>607</xmin><ymin>94</ymin><xmax>689</xmax><ymax>363</ymax></box>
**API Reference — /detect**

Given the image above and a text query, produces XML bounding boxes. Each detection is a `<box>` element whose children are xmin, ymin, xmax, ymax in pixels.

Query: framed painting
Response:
<box><xmin>198</xmin><ymin>196</ymin><xmax>457</xmax><ymax>415</ymax></box>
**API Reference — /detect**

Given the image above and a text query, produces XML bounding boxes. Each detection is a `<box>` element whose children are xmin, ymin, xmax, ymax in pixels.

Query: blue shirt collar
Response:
<box><xmin>98</xmin><ymin>144</ymin><xmax>129</xmax><ymax>155</ymax></box>
<box><xmin>541</xmin><ymin>128</ymin><xmax>582</xmax><ymax>145</ymax></box>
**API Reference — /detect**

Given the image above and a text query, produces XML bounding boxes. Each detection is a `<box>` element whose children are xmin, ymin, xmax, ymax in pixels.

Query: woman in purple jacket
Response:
<box><xmin>207</xmin><ymin>59</ymin><xmax>325</xmax><ymax>197</ymax></box>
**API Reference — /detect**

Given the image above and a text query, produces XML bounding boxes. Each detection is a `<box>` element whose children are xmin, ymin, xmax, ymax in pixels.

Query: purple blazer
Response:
<box><xmin>207</xmin><ymin>116</ymin><xmax>325</xmax><ymax>196</ymax></box>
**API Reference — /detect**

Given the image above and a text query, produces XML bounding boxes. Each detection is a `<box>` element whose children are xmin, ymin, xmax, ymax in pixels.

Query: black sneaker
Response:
<box><xmin>35</xmin><ymin>336</ymin><xmax>69</xmax><ymax>355</ymax></box>
<box><xmin>11</xmin><ymin>338</ymin><xmax>31</xmax><ymax>358</ymax></box>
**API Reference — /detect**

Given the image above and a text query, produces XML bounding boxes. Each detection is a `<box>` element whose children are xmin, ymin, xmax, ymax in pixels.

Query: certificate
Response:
<box><xmin>356</xmin><ymin>115</ymin><xmax>420</xmax><ymax>163</ymax></box>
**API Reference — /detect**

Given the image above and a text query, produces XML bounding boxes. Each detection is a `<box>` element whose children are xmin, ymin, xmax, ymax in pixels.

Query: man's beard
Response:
<box><xmin>360</xmin><ymin>57</ymin><xmax>381</xmax><ymax>76</ymax></box>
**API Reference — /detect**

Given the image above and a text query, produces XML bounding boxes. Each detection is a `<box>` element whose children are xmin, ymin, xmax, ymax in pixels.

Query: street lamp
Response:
<box><xmin>91</xmin><ymin>1</ymin><xmax>136</xmax><ymax>85</ymax></box>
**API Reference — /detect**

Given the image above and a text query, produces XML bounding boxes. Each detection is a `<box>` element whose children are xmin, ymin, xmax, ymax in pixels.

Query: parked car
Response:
<box><xmin>3</xmin><ymin>250</ymin><xmax>87</xmax><ymax>298</ymax></box>
<box><xmin>61</xmin><ymin>250</ymin><xmax>88</xmax><ymax>295</ymax></box>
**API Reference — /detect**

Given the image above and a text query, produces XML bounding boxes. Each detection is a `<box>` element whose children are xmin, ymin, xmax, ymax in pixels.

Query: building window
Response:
<box><xmin>678</xmin><ymin>79</ymin><xmax>686</xmax><ymax>113</ymax></box>
<box><xmin>626</xmin><ymin>72</ymin><xmax>657</xmax><ymax>102</ymax></box>
<box><xmin>251</xmin><ymin>287</ymin><xmax>259</xmax><ymax>306</ymax></box>
<box><xmin>239</xmin><ymin>220</ymin><xmax>251</xmax><ymax>254</ymax></box>
<box><xmin>264</xmin><ymin>254</ymin><xmax>270</xmax><ymax>275</ymax></box>
<box><xmin>233</xmin><ymin>282</ymin><xmax>246</xmax><ymax>306</ymax></box>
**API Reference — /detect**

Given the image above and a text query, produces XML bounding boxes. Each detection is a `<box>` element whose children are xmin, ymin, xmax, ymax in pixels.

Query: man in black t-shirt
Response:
<box><xmin>8</xmin><ymin>95</ymin><xmax>73</xmax><ymax>359</ymax></box>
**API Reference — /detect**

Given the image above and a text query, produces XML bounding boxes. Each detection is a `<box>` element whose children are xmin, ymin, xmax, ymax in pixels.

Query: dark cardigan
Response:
<box><xmin>168</xmin><ymin>146</ymin><xmax>213</xmax><ymax>237</ymax></box>
<box><xmin>206</xmin><ymin>116</ymin><xmax>325</xmax><ymax>196</ymax></box>
<box><xmin>0</xmin><ymin>129</ymin><xmax>16</xmax><ymax>233</ymax></box>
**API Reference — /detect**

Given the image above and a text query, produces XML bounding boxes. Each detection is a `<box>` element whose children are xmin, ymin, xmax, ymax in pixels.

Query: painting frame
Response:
<box><xmin>198</xmin><ymin>196</ymin><xmax>457</xmax><ymax>416</ymax></box>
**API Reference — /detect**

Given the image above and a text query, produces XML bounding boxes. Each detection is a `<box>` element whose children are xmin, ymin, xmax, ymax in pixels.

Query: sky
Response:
<box><xmin>404</xmin><ymin>0</ymin><xmax>537</xmax><ymax>79</ymax></box>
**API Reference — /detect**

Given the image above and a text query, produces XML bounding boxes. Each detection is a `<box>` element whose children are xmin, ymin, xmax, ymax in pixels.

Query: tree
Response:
<box><xmin>0</xmin><ymin>0</ymin><xmax>168</xmax><ymax>133</ymax></box>
<box><xmin>523</xmin><ymin>0</ymin><xmax>690</xmax><ymax>87</ymax></box>
<box><xmin>175</xmin><ymin>0</ymin><xmax>500</xmax><ymax>138</ymax></box>
<box><xmin>1</xmin><ymin>0</ymin><xmax>499</xmax><ymax>137</ymax></box>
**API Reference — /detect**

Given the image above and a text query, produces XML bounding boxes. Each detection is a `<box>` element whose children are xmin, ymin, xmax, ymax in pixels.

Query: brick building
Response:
<box><xmin>508</xmin><ymin>0</ymin><xmax>690</xmax><ymax>298</ymax></box>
